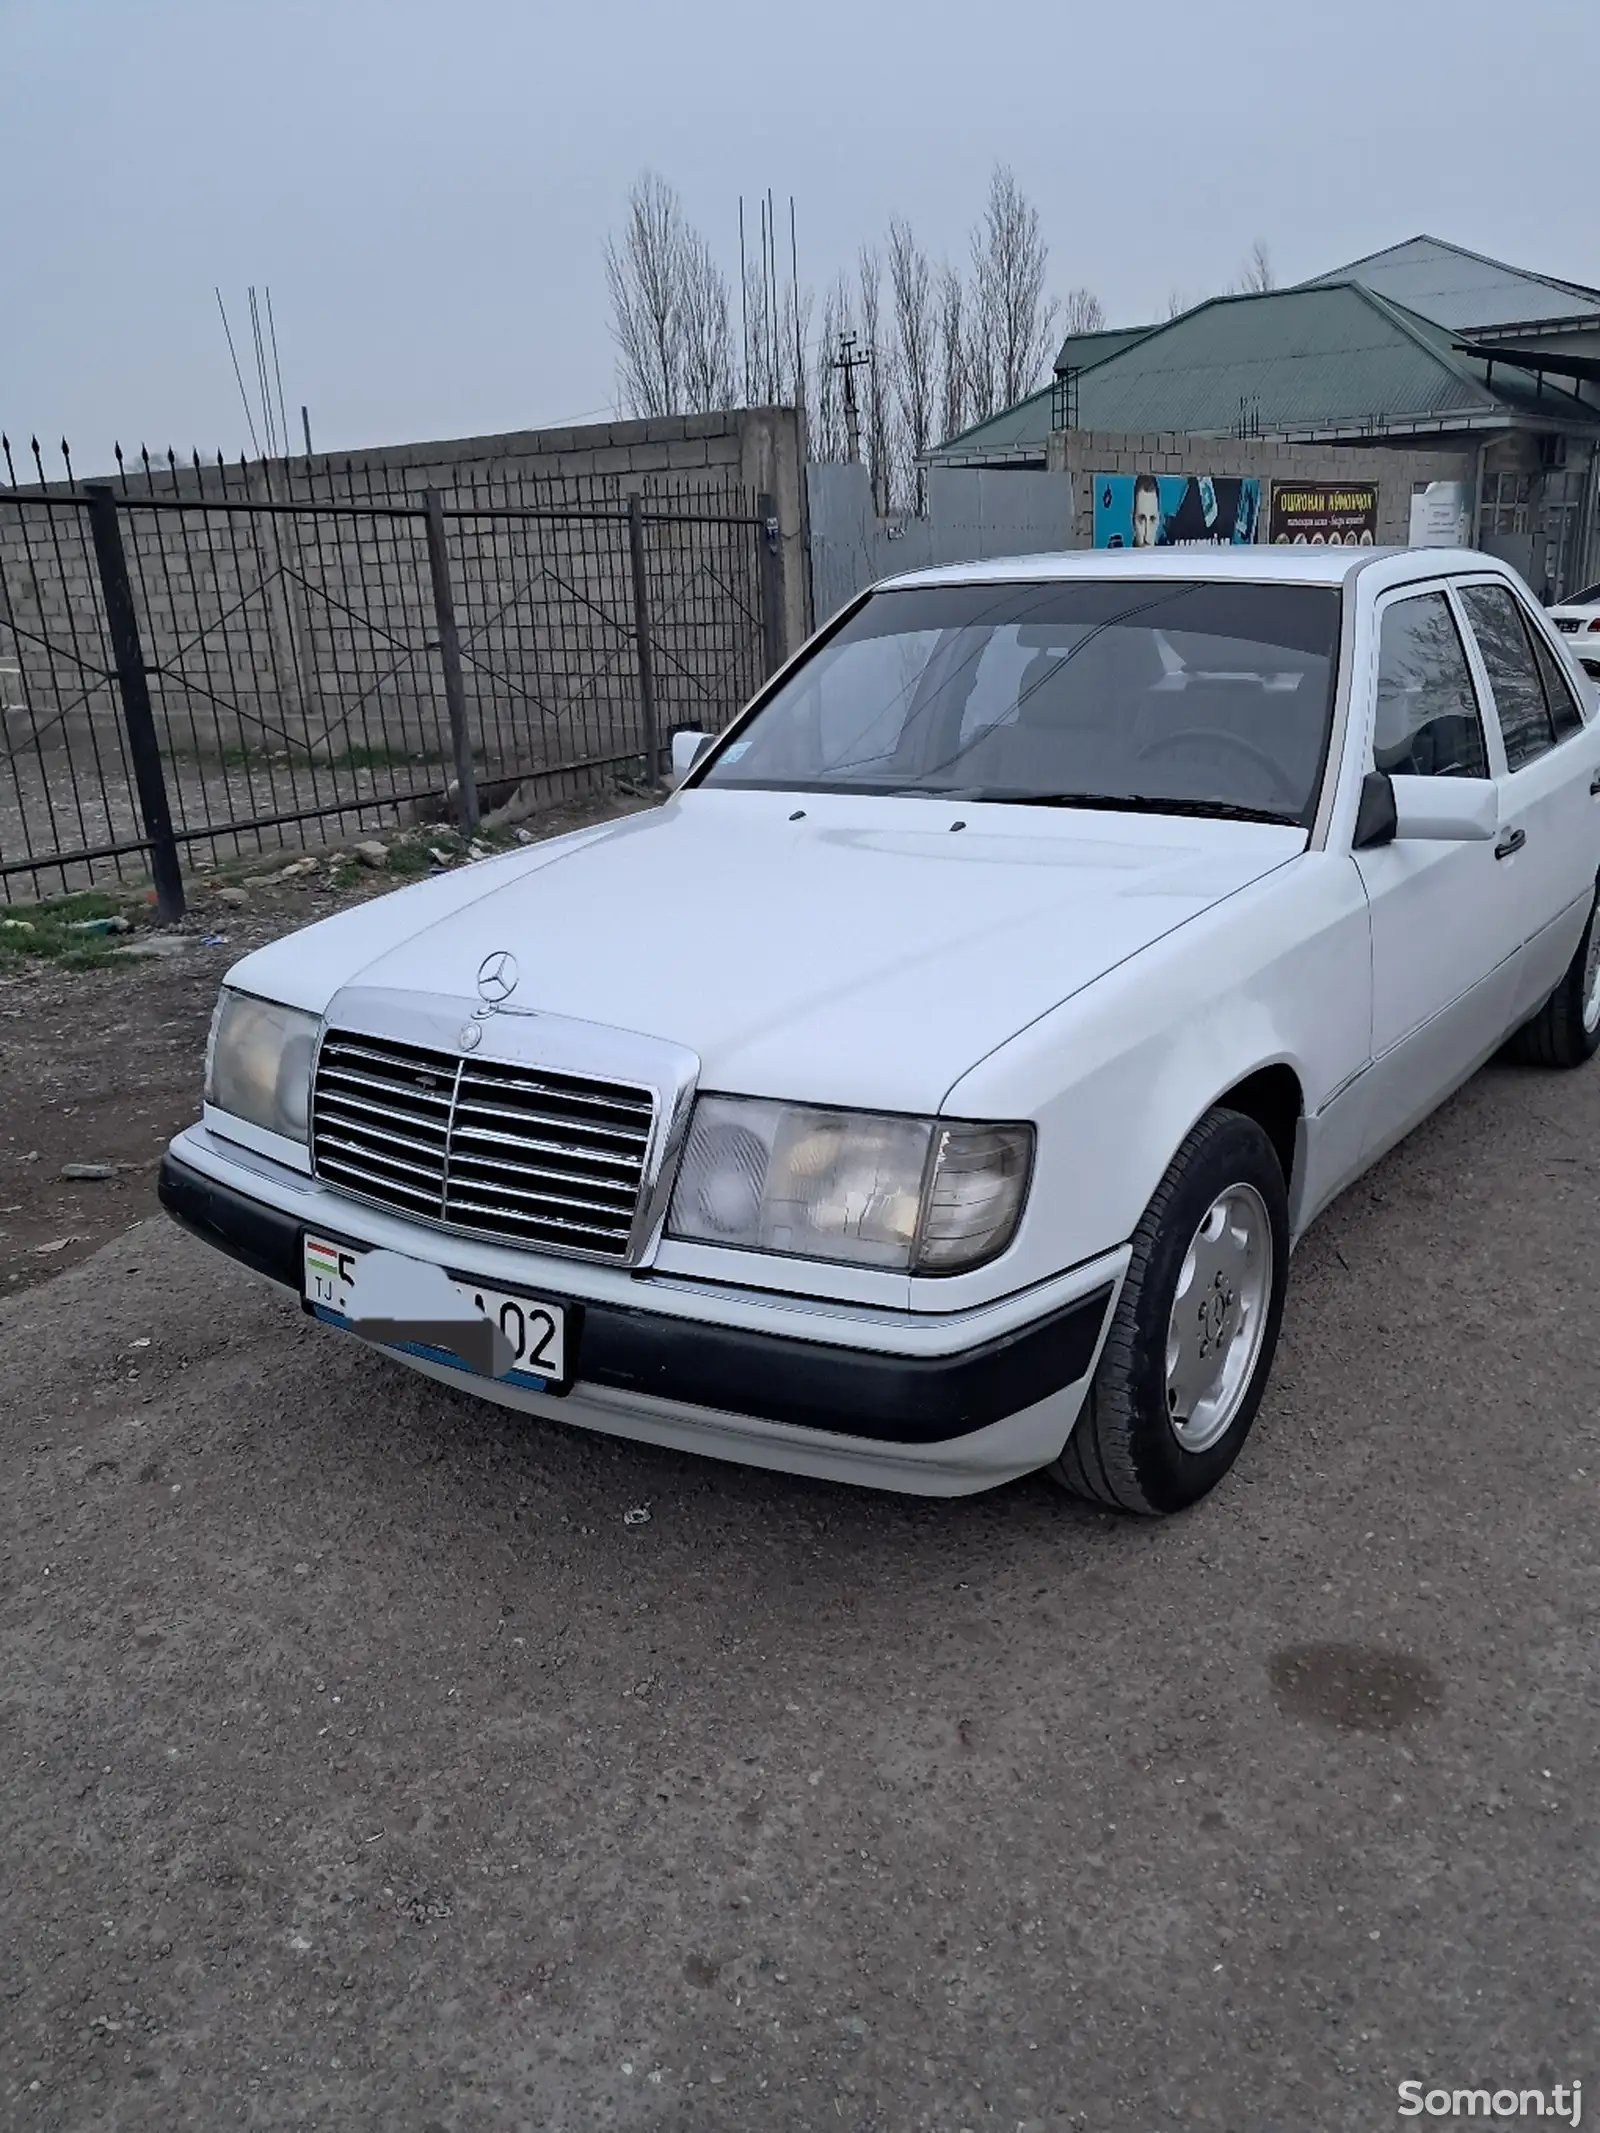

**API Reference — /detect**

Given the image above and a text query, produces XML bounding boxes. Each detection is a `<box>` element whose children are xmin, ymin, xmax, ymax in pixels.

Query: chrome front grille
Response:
<box><xmin>312</xmin><ymin>1029</ymin><xmax>656</xmax><ymax>1260</ymax></box>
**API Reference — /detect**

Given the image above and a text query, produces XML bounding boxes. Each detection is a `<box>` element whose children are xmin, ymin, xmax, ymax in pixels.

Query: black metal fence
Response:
<box><xmin>0</xmin><ymin>439</ymin><xmax>780</xmax><ymax>910</ymax></box>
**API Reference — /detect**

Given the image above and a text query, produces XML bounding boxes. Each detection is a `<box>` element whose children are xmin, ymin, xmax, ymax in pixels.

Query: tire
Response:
<box><xmin>1509</xmin><ymin>879</ymin><xmax>1600</xmax><ymax>1070</ymax></box>
<box><xmin>1049</xmin><ymin>1107</ymin><xmax>1289</xmax><ymax>1516</ymax></box>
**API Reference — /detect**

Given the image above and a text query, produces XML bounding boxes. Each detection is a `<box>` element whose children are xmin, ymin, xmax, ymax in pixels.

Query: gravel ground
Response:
<box><xmin>1</xmin><ymin>874</ymin><xmax>1596</xmax><ymax>2130</ymax></box>
<box><xmin>0</xmin><ymin>789</ymin><xmax>655</xmax><ymax>1299</ymax></box>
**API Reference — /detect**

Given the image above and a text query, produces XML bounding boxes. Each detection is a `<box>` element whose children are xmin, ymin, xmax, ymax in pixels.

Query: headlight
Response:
<box><xmin>666</xmin><ymin>1096</ymin><xmax>1032</xmax><ymax>1273</ymax></box>
<box><xmin>205</xmin><ymin>990</ymin><xmax>319</xmax><ymax>1143</ymax></box>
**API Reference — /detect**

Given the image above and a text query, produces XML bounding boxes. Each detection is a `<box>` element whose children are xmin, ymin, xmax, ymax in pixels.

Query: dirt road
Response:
<box><xmin>1</xmin><ymin>870</ymin><xmax>1596</xmax><ymax>2130</ymax></box>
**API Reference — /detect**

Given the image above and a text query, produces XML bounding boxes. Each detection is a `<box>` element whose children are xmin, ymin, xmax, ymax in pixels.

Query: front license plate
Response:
<box><xmin>302</xmin><ymin>1235</ymin><xmax>568</xmax><ymax>1390</ymax></box>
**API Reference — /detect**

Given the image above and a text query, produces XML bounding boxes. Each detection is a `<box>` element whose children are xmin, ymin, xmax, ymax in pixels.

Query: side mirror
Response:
<box><xmin>1354</xmin><ymin>769</ymin><xmax>1501</xmax><ymax>847</ymax></box>
<box><xmin>1389</xmin><ymin>772</ymin><xmax>1498</xmax><ymax>843</ymax></box>
<box><xmin>669</xmin><ymin>729</ymin><xmax>713</xmax><ymax>789</ymax></box>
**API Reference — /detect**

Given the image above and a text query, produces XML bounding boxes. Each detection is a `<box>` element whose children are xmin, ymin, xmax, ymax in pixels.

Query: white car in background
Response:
<box><xmin>1548</xmin><ymin>580</ymin><xmax>1600</xmax><ymax>682</ymax></box>
<box><xmin>162</xmin><ymin>546</ymin><xmax>1600</xmax><ymax>1515</ymax></box>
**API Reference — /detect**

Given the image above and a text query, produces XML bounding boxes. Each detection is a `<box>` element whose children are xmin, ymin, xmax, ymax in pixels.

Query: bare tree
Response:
<box><xmin>1166</xmin><ymin>288</ymin><xmax>1189</xmax><ymax>320</ymax></box>
<box><xmin>742</xmin><ymin>248</ymin><xmax>773</xmax><ymax>404</ymax></box>
<box><xmin>887</xmin><ymin>220</ymin><xmax>937</xmax><ymax>510</ymax></box>
<box><xmin>857</xmin><ymin>245</ymin><xmax>892</xmax><ymax>514</ymax></box>
<box><xmin>937</xmin><ymin>263</ymin><xmax>970</xmax><ymax>445</ymax></box>
<box><xmin>740</xmin><ymin>222</ymin><xmax>810</xmax><ymax>410</ymax></box>
<box><xmin>810</xmin><ymin>275</ymin><xmax>854</xmax><ymax>463</ymax></box>
<box><xmin>605</xmin><ymin>173</ymin><xmax>739</xmax><ymax>416</ymax></box>
<box><xmin>605</xmin><ymin>173</ymin><xmax>686</xmax><ymax>418</ymax></box>
<box><xmin>789</xmin><ymin>280</ymin><xmax>814</xmax><ymax>429</ymax></box>
<box><xmin>1059</xmin><ymin>286</ymin><xmax>1106</xmax><ymax>337</ymax></box>
<box><xmin>968</xmin><ymin>164</ymin><xmax>1058</xmax><ymax>417</ymax></box>
<box><xmin>1231</xmin><ymin>239</ymin><xmax>1275</xmax><ymax>294</ymax></box>
<box><xmin>679</xmin><ymin>226</ymin><xmax>737</xmax><ymax>413</ymax></box>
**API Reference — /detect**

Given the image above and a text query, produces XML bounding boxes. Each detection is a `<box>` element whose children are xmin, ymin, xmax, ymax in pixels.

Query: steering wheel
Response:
<box><xmin>1134</xmin><ymin>728</ymin><xmax>1301</xmax><ymax>808</ymax></box>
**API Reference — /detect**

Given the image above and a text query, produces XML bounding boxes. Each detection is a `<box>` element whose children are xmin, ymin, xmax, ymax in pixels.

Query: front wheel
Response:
<box><xmin>1509</xmin><ymin>879</ymin><xmax>1600</xmax><ymax>1070</ymax></box>
<box><xmin>1049</xmin><ymin>1107</ymin><xmax>1289</xmax><ymax>1516</ymax></box>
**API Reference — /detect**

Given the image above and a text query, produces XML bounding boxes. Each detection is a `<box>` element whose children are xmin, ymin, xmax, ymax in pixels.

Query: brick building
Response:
<box><xmin>926</xmin><ymin>236</ymin><xmax>1600</xmax><ymax>599</ymax></box>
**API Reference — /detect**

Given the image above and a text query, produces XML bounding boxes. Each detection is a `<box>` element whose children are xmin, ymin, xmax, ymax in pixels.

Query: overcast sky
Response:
<box><xmin>4</xmin><ymin>0</ymin><xmax>1594</xmax><ymax>472</ymax></box>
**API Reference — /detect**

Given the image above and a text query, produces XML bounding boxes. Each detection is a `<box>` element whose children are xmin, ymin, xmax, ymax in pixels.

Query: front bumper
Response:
<box><xmin>159</xmin><ymin>1126</ymin><xmax>1124</xmax><ymax>1495</ymax></box>
<box><xmin>1554</xmin><ymin>625</ymin><xmax>1600</xmax><ymax>675</ymax></box>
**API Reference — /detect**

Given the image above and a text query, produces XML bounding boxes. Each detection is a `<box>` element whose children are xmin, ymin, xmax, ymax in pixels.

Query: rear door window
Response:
<box><xmin>1527</xmin><ymin>623</ymin><xmax>1587</xmax><ymax>741</ymax></box>
<box><xmin>1458</xmin><ymin>582</ymin><xmax>1558</xmax><ymax>769</ymax></box>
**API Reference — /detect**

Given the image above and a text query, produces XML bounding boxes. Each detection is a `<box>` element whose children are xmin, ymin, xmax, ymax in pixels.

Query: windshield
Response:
<box><xmin>700</xmin><ymin>579</ymin><xmax>1343</xmax><ymax>824</ymax></box>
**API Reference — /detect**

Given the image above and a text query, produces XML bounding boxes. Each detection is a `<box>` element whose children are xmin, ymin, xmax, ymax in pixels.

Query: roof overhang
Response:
<box><xmin>1098</xmin><ymin>410</ymin><xmax>1597</xmax><ymax>445</ymax></box>
<box><xmin>1454</xmin><ymin>314</ymin><xmax>1600</xmax><ymax>385</ymax></box>
<box><xmin>1457</xmin><ymin>312</ymin><xmax>1600</xmax><ymax>342</ymax></box>
<box><xmin>928</xmin><ymin>407</ymin><xmax>1600</xmax><ymax>470</ymax></box>
<box><xmin>919</xmin><ymin>446</ymin><xmax>1048</xmax><ymax>470</ymax></box>
<box><xmin>1457</xmin><ymin>347</ymin><xmax>1600</xmax><ymax>386</ymax></box>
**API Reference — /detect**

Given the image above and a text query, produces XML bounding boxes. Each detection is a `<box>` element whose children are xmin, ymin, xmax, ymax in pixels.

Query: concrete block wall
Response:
<box><xmin>0</xmin><ymin>408</ymin><xmax>806</xmax><ymax>883</ymax></box>
<box><xmin>1048</xmin><ymin>429</ymin><xmax>1478</xmax><ymax>548</ymax></box>
<box><xmin>317</xmin><ymin>410</ymin><xmax>747</xmax><ymax>493</ymax></box>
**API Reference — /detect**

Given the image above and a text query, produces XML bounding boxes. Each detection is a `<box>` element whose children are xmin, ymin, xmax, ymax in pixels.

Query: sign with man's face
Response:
<box><xmin>1093</xmin><ymin>473</ymin><xmax>1261</xmax><ymax>548</ymax></box>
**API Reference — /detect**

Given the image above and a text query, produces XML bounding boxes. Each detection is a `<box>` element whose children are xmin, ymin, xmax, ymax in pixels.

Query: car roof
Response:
<box><xmin>878</xmin><ymin>545</ymin><xmax>1510</xmax><ymax>593</ymax></box>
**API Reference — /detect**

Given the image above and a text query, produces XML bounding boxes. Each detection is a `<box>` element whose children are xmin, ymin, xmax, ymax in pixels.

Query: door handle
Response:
<box><xmin>1589</xmin><ymin>770</ymin><xmax>1600</xmax><ymax>796</ymax></box>
<box><xmin>1494</xmin><ymin>826</ymin><xmax>1527</xmax><ymax>860</ymax></box>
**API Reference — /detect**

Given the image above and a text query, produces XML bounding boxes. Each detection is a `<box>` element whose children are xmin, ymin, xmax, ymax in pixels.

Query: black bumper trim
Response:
<box><xmin>160</xmin><ymin>1148</ymin><xmax>305</xmax><ymax>1288</ymax></box>
<box><xmin>159</xmin><ymin>1149</ymin><xmax>1112</xmax><ymax>1447</ymax></box>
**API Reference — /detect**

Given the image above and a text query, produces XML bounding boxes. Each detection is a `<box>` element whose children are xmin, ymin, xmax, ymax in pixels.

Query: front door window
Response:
<box><xmin>1373</xmin><ymin>590</ymin><xmax>1489</xmax><ymax>778</ymax></box>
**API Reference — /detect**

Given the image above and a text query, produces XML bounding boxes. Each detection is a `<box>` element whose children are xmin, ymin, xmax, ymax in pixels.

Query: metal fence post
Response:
<box><xmin>626</xmin><ymin>491</ymin><xmax>660</xmax><ymax>785</ymax></box>
<box><xmin>84</xmin><ymin>485</ymin><xmax>185</xmax><ymax>921</ymax></box>
<box><xmin>756</xmin><ymin>490</ymin><xmax>786</xmax><ymax>680</ymax></box>
<box><xmin>422</xmin><ymin>489</ymin><xmax>479</xmax><ymax>833</ymax></box>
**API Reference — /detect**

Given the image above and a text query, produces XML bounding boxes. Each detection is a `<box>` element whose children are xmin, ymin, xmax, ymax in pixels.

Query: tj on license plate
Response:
<box><xmin>302</xmin><ymin>1235</ymin><xmax>568</xmax><ymax>1389</ymax></box>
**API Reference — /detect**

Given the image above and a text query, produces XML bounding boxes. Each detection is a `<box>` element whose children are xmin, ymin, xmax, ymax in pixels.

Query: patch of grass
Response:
<box><xmin>163</xmin><ymin>743</ymin><xmax>263</xmax><ymax>770</ymax></box>
<box><xmin>0</xmin><ymin>885</ymin><xmax>148</xmax><ymax>971</ymax></box>
<box><xmin>165</xmin><ymin>741</ymin><xmax>451</xmax><ymax>775</ymax></box>
<box><xmin>383</xmin><ymin>841</ymin><xmax>437</xmax><ymax>877</ymax></box>
<box><xmin>25</xmin><ymin>889</ymin><xmax>125</xmax><ymax>924</ymax></box>
<box><xmin>332</xmin><ymin>744</ymin><xmax>449</xmax><ymax>773</ymax></box>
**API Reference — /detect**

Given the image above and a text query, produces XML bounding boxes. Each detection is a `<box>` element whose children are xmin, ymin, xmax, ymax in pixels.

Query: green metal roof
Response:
<box><xmin>1306</xmin><ymin>234</ymin><xmax>1600</xmax><ymax>331</ymax></box>
<box><xmin>1051</xmin><ymin>323</ymin><xmax>1156</xmax><ymax>376</ymax></box>
<box><xmin>928</xmin><ymin>324</ymin><xmax>1164</xmax><ymax>466</ymax></box>
<box><xmin>932</xmin><ymin>379</ymin><xmax>1057</xmax><ymax>463</ymax></box>
<box><xmin>928</xmin><ymin>279</ymin><xmax>1598</xmax><ymax>464</ymax></box>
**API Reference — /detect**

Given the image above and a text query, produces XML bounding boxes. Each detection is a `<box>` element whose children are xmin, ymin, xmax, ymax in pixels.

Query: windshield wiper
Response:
<box><xmin>987</xmin><ymin>791</ymin><xmax>1299</xmax><ymax>825</ymax></box>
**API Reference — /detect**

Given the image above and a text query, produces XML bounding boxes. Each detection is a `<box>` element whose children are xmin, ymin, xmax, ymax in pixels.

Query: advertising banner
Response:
<box><xmin>1092</xmin><ymin>473</ymin><xmax>1261</xmax><ymax>549</ymax></box>
<box><xmin>1269</xmin><ymin>482</ymin><xmax>1379</xmax><ymax>545</ymax></box>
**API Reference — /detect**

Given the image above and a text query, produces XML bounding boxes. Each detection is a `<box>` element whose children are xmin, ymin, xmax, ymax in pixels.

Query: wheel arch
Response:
<box><xmin>1210</xmin><ymin>1061</ymin><xmax>1304</xmax><ymax>1201</ymax></box>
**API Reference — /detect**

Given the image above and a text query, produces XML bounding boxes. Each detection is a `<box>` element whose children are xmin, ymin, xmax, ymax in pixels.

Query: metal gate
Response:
<box><xmin>0</xmin><ymin>452</ymin><xmax>778</xmax><ymax>909</ymax></box>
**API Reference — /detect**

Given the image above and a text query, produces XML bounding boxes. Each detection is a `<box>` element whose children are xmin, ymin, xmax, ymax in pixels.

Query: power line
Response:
<box><xmin>265</xmin><ymin>286</ymin><xmax>291</xmax><ymax>461</ymax></box>
<box><xmin>214</xmin><ymin>288</ymin><xmax>261</xmax><ymax>457</ymax></box>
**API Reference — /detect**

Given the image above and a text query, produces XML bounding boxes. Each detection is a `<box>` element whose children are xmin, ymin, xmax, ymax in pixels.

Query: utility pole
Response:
<box><xmin>833</xmin><ymin>330</ymin><xmax>870</xmax><ymax>469</ymax></box>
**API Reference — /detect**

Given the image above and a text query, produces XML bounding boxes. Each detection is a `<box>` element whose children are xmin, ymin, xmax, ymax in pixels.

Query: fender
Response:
<box><xmin>927</xmin><ymin>850</ymin><xmax>1373</xmax><ymax>1295</ymax></box>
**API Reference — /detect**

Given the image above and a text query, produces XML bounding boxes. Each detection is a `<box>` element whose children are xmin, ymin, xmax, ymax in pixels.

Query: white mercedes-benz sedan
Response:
<box><xmin>161</xmin><ymin>546</ymin><xmax>1600</xmax><ymax>1514</ymax></box>
<box><xmin>1547</xmin><ymin>579</ymin><xmax>1600</xmax><ymax>682</ymax></box>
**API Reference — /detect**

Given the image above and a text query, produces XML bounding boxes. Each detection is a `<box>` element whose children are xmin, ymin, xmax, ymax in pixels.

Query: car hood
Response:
<box><xmin>230</xmin><ymin>791</ymin><xmax>1306</xmax><ymax>1112</ymax></box>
